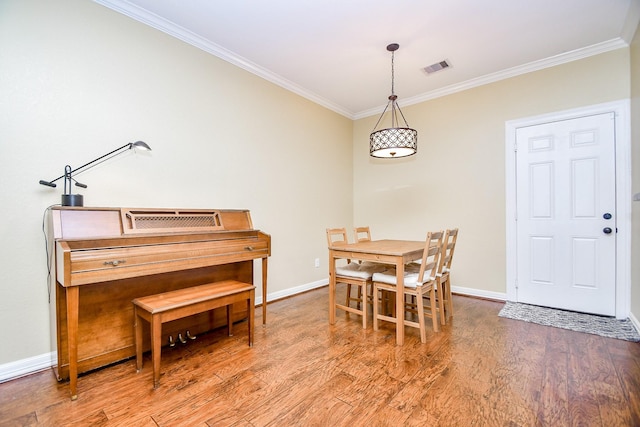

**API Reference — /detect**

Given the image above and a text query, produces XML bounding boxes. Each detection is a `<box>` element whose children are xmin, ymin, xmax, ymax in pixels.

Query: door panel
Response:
<box><xmin>573</xmin><ymin>238</ymin><xmax>596</xmax><ymax>288</ymax></box>
<box><xmin>515</xmin><ymin>112</ymin><xmax>616</xmax><ymax>316</ymax></box>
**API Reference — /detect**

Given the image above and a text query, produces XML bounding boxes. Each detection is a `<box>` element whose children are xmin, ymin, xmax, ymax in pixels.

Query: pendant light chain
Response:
<box><xmin>390</xmin><ymin>49</ymin><xmax>397</xmax><ymax>128</ymax></box>
<box><xmin>390</xmin><ymin>49</ymin><xmax>395</xmax><ymax>96</ymax></box>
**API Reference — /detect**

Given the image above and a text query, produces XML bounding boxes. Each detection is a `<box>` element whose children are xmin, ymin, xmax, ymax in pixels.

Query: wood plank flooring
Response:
<box><xmin>1</xmin><ymin>287</ymin><xmax>639</xmax><ymax>426</ymax></box>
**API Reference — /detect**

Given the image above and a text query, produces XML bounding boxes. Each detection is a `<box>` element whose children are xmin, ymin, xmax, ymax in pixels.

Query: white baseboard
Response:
<box><xmin>262</xmin><ymin>279</ymin><xmax>327</xmax><ymax>305</ymax></box>
<box><xmin>0</xmin><ymin>352</ymin><xmax>53</xmax><ymax>383</ymax></box>
<box><xmin>452</xmin><ymin>285</ymin><xmax>507</xmax><ymax>301</ymax></box>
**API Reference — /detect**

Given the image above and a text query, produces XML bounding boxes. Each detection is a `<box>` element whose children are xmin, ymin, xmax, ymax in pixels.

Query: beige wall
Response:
<box><xmin>353</xmin><ymin>49</ymin><xmax>631</xmax><ymax>296</ymax></box>
<box><xmin>631</xmin><ymin>26</ymin><xmax>640</xmax><ymax>321</ymax></box>
<box><xmin>0</xmin><ymin>0</ymin><xmax>353</xmax><ymax>365</ymax></box>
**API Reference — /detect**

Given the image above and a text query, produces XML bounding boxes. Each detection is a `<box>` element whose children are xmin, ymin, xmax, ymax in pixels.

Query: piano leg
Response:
<box><xmin>66</xmin><ymin>286</ymin><xmax>79</xmax><ymax>400</ymax></box>
<box><xmin>262</xmin><ymin>257</ymin><xmax>268</xmax><ymax>325</ymax></box>
<box><xmin>248</xmin><ymin>287</ymin><xmax>255</xmax><ymax>346</ymax></box>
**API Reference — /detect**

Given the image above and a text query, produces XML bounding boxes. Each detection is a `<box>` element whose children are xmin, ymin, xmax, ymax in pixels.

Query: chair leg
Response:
<box><xmin>373</xmin><ymin>284</ymin><xmax>379</xmax><ymax>331</ymax></box>
<box><xmin>415</xmin><ymin>291</ymin><xmax>427</xmax><ymax>343</ymax></box>
<box><xmin>361</xmin><ymin>284</ymin><xmax>367</xmax><ymax>329</ymax></box>
<box><xmin>346</xmin><ymin>284</ymin><xmax>352</xmax><ymax>307</ymax></box>
<box><xmin>429</xmin><ymin>286</ymin><xmax>439</xmax><ymax>333</ymax></box>
<box><xmin>390</xmin><ymin>293</ymin><xmax>396</xmax><ymax>318</ymax></box>
<box><xmin>444</xmin><ymin>278</ymin><xmax>454</xmax><ymax>318</ymax></box>
<box><xmin>437</xmin><ymin>281</ymin><xmax>446</xmax><ymax>326</ymax></box>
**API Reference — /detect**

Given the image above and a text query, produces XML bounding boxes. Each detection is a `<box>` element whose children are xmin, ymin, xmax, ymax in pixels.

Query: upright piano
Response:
<box><xmin>48</xmin><ymin>206</ymin><xmax>270</xmax><ymax>399</ymax></box>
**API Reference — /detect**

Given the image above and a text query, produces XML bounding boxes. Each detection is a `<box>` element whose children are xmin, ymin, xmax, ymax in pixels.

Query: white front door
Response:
<box><xmin>515</xmin><ymin>112</ymin><xmax>616</xmax><ymax>316</ymax></box>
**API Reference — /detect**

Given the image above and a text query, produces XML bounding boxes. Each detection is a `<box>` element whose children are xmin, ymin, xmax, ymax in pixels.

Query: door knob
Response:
<box><xmin>603</xmin><ymin>213</ymin><xmax>612</xmax><ymax>220</ymax></box>
<box><xmin>603</xmin><ymin>227</ymin><xmax>612</xmax><ymax>234</ymax></box>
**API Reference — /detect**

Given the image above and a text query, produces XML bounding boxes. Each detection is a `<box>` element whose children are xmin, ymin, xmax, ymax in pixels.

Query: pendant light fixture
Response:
<box><xmin>369</xmin><ymin>43</ymin><xmax>417</xmax><ymax>158</ymax></box>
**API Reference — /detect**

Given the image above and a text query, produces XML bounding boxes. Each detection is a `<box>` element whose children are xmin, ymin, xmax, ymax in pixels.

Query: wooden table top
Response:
<box><xmin>329</xmin><ymin>239</ymin><xmax>425</xmax><ymax>256</ymax></box>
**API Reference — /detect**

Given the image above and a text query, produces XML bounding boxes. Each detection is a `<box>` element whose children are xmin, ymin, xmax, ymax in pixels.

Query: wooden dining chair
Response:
<box><xmin>352</xmin><ymin>226</ymin><xmax>387</xmax><ymax>307</ymax></box>
<box><xmin>326</xmin><ymin>228</ymin><xmax>384</xmax><ymax>328</ymax></box>
<box><xmin>327</xmin><ymin>227</ymin><xmax>361</xmax><ymax>310</ymax></box>
<box><xmin>437</xmin><ymin>228</ymin><xmax>459</xmax><ymax>320</ymax></box>
<box><xmin>354</xmin><ymin>226</ymin><xmax>372</xmax><ymax>243</ymax></box>
<box><xmin>404</xmin><ymin>228</ymin><xmax>458</xmax><ymax>326</ymax></box>
<box><xmin>372</xmin><ymin>230</ymin><xmax>444</xmax><ymax>342</ymax></box>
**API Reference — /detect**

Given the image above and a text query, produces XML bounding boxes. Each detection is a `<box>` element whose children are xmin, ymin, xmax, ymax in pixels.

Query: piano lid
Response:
<box><xmin>51</xmin><ymin>207</ymin><xmax>256</xmax><ymax>240</ymax></box>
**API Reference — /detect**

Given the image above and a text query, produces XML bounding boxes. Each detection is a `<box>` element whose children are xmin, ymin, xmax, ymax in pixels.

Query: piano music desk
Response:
<box><xmin>133</xmin><ymin>280</ymin><xmax>255</xmax><ymax>388</ymax></box>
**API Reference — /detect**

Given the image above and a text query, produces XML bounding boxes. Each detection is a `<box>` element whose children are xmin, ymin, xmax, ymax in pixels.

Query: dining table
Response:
<box><xmin>328</xmin><ymin>239</ymin><xmax>426</xmax><ymax>345</ymax></box>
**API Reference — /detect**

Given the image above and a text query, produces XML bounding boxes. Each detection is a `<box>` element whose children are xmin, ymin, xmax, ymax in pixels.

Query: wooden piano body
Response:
<box><xmin>48</xmin><ymin>207</ymin><xmax>270</xmax><ymax>399</ymax></box>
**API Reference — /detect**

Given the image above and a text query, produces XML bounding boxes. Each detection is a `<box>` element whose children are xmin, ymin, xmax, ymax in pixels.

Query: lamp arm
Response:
<box><xmin>38</xmin><ymin>143</ymin><xmax>133</xmax><ymax>188</ymax></box>
<box><xmin>67</xmin><ymin>143</ymin><xmax>133</xmax><ymax>177</ymax></box>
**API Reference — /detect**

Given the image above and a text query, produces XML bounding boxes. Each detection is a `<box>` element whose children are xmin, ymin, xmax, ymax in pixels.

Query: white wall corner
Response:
<box><xmin>629</xmin><ymin>311</ymin><xmax>640</xmax><ymax>336</ymax></box>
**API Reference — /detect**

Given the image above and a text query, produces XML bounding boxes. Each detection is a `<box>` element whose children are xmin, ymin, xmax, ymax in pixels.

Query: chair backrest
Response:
<box><xmin>417</xmin><ymin>230</ymin><xmax>444</xmax><ymax>282</ymax></box>
<box><xmin>326</xmin><ymin>228</ymin><xmax>349</xmax><ymax>247</ymax></box>
<box><xmin>354</xmin><ymin>226</ymin><xmax>372</xmax><ymax>243</ymax></box>
<box><xmin>439</xmin><ymin>228</ymin><xmax>459</xmax><ymax>273</ymax></box>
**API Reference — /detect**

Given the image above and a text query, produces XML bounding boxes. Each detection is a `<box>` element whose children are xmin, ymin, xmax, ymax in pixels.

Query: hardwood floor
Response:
<box><xmin>1</xmin><ymin>287</ymin><xmax>639</xmax><ymax>426</ymax></box>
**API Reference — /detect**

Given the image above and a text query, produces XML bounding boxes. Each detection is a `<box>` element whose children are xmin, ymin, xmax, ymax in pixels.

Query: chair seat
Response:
<box><xmin>372</xmin><ymin>264</ymin><xmax>435</xmax><ymax>289</ymax></box>
<box><xmin>336</xmin><ymin>261</ymin><xmax>385</xmax><ymax>279</ymax></box>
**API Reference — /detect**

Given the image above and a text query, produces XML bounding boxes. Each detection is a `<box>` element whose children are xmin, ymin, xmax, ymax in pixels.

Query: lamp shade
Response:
<box><xmin>370</xmin><ymin>127</ymin><xmax>418</xmax><ymax>158</ymax></box>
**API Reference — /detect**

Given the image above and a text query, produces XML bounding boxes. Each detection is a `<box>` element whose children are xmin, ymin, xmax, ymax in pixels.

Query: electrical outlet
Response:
<box><xmin>314</xmin><ymin>258</ymin><xmax>320</xmax><ymax>268</ymax></box>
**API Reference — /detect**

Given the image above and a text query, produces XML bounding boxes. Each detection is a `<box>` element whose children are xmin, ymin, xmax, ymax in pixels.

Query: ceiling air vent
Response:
<box><xmin>423</xmin><ymin>60</ymin><xmax>451</xmax><ymax>74</ymax></box>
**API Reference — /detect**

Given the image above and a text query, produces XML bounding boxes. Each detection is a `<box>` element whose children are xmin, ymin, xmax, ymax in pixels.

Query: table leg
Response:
<box><xmin>328</xmin><ymin>250</ymin><xmax>336</xmax><ymax>324</ymax></box>
<box><xmin>395</xmin><ymin>260</ymin><xmax>405</xmax><ymax>346</ymax></box>
<box><xmin>66</xmin><ymin>286</ymin><xmax>79</xmax><ymax>400</ymax></box>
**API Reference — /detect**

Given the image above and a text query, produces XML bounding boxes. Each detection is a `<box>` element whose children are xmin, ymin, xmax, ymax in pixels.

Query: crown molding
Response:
<box><xmin>93</xmin><ymin>0</ymin><xmax>354</xmax><ymax>119</ymax></box>
<box><xmin>355</xmin><ymin>38</ymin><xmax>629</xmax><ymax>119</ymax></box>
<box><xmin>94</xmin><ymin>1</ymin><xmax>629</xmax><ymax>122</ymax></box>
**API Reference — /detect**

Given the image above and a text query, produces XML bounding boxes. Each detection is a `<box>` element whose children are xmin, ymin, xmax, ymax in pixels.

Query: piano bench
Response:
<box><xmin>132</xmin><ymin>280</ymin><xmax>255</xmax><ymax>388</ymax></box>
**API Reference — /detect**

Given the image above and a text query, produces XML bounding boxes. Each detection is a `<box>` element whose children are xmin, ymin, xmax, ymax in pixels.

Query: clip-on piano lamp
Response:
<box><xmin>39</xmin><ymin>140</ymin><xmax>152</xmax><ymax>207</ymax></box>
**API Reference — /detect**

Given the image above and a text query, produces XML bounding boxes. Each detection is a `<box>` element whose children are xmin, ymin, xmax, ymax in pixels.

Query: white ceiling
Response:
<box><xmin>96</xmin><ymin>0</ymin><xmax>640</xmax><ymax>119</ymax></box>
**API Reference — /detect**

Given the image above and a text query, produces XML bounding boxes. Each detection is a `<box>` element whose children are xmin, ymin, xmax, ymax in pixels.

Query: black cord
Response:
<box><xmin>42</xmin><ymin>204</ymin><xmax>60</xmax><ymax>303</ymax></box>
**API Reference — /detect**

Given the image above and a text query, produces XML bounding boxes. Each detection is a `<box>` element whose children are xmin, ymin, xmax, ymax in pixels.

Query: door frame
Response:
<box><xmin>505</xmin><ymin>100</ymin><xmax>631</xmax><ymax>319</ymax></box>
